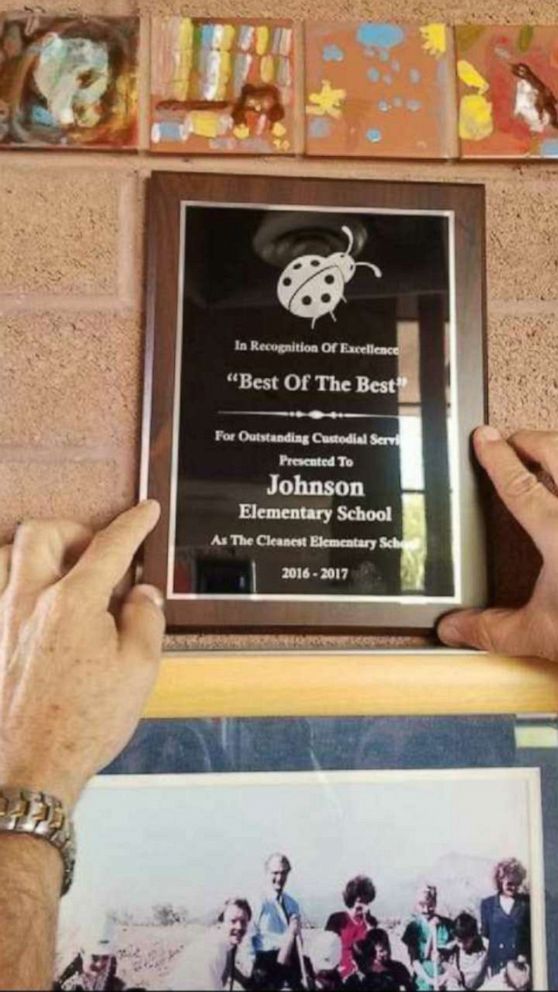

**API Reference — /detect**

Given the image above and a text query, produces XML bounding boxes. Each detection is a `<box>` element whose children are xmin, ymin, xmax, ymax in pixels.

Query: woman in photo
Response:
<box><xmin>402</xmin><ymin>885</ymin><xmax>454</xmax><ymax>991</ymax></box>
<box><xmin>480</xmin><ymin>859</ymin><xmax>531</xmax><ymax>978</ymax></box>
<box><xmin>438</xmin><ymin>913</ymin><xmax>488</xmax><ymax>990</ymax></box>
<box><xmin>344</xmin><ymin>927</ymin><xmax>413</xmax><ymax>991</ymax></box>
<box><xmin>325</xmin><ymin>874</ymin><xmax>378</xmax><ymax>980</ymax></box>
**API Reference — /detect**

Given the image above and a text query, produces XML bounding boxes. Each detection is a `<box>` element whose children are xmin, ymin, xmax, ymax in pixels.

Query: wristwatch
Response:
<box><xmin>0</xmin><ymin>787</ymin><xmax>76</xmax><ymax>895</ymax></box>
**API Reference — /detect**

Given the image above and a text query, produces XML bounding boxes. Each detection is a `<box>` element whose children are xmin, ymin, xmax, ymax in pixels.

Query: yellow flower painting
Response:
<box><xmin>420</xmin><ymin>24</ymin><xmax>447</xmax><ymax>59</ymax></box>
<box><xmin>306</xmin><ymin>80</ymin><xmax>347</xmax><ymax>118</ymax></box>
<box><xmin>459</xmin><ymin>94</ymin><xmax>494</xmax><ymax>140</ymax></box>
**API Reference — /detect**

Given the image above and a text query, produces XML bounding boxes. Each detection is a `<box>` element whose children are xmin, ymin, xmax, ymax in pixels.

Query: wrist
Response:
<box><xmin>0</xmin><ymin>787</ymin><xmax>76</xmax><ymax>895</ymax></box>
<box><xmin>0</xmin><ymin>831</ymin><xmax>63</xmax><ymax>890</ymax></box>
<box><xmin>0</xmin><ymin>763</ymin><xmax>82</xmax><ymax>813</ymax></box>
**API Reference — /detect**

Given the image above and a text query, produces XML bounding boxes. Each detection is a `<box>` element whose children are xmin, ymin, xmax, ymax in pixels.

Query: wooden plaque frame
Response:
<box><xmin>141</xmin><ymin>173</ymin><xmax>487</xmax><ymax>631</ymax></box>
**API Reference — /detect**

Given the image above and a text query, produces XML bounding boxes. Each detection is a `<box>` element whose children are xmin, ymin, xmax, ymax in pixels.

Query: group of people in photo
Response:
<box><xmin>56</xmin><ymin>853</ymin><xmax>532</xmax><ymax>992</ymax></box>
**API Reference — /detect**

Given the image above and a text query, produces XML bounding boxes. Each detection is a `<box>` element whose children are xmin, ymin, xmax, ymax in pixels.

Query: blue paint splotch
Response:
<box><xmin>368</xmin><ymin>67</ymin><xmax>380</xmax><ymax>82</ymax></box>
<box><xmin>366</xmin><ymin>128</ymin><xmax>382</xmax><ymax>143</ymax></box>
<box><xmin>322</xmin><ymin>43</ymin><xmax>344</xmax><ymax>62</ymax></box>
<box><xmin>378</xmin><ymin>100</ymin><xmax>390</xmax><ymax>112</ymax></box>
<box><xmin>357</xmin><ymin>23</ymin><xmax>405</xmax><ymax>50</ymax></box>
<box><xmin>30</xmin><ymin>105</ymin><xmax>56</xmax><ymax>128</ymax></box>
<box><xmin>406</xmin><ymin>99</ymin><xmax>422</xmax><ymax>112</ymax></box>
<box><xmin>309</xmin><ymin>117</ymin><xmax>331</xmax><ymax>139</ymax></box>
<box><xmin>409</xmin><ymin>68</ymin><xmax>421</xmax><ymax>84</ymax></box>
<box><xmin>154</xmin><ymin>122</ymin><xmax>184</xmax><ymax>142</ymax></box>
<box><xmin>200</xmin><ymin>24</ymin><xmax>214</xmax><ymax>48</ymax></box>
<box><xmin>541</xmin><ymin>139</ymin><xmax>558</xmax><ymax>157</ymax></box>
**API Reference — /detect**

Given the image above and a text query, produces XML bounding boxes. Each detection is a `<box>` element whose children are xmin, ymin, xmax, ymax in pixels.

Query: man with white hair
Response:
<box><xmin>251</xmin><ymin>852</ymin><xmax>305</xmax><ymax>989</ymax></box>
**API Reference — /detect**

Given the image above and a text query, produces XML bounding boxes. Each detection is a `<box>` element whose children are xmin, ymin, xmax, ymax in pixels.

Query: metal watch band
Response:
<box><xmin>0</xmin><ymin>787</ymin><xmax>76</xmax><ymax>895</ymax></box>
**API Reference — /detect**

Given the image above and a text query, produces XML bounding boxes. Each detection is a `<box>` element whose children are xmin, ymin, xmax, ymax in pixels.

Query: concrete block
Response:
<box><xmin>0</xmin><ymin>167</ymin><xmax>121</xmax><ymax>297</ymax></box>
<box><xmin>139</xmin><ymin>0</ymin><xmax>558</xmax><ymax>21</ymax></box>
<box><xmin>0</xmin><ymin>312</ymin><xmax>143</xmax><ymax>445</ymax></box>
<box><xmin>0</xmin><ymin>1</ymin><xmax>133</xmax><ymax>16</ymax></box>
<box><xmin>486</xmin><ymin>180</ymin><xmax>558</xmax><ymax>302</ymax></box>
<box><xmin>0</xmin><ymin>457</ymin><xmax>136</xmax><ymax>544</ymax></box>
<box><xmin>488</xmin><ymin>314</ymin><xmax>558</xmax><ymax>433</ymax></box>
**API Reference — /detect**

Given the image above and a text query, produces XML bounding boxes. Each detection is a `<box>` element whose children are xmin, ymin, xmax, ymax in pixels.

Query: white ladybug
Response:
<box><xmin>276</xmin><ymin>225</ymin><xmax>382</xmax><ymax>329</ymax></box>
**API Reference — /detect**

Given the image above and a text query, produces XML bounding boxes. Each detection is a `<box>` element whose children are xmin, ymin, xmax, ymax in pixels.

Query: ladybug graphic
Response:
<box><xmin>277</xmin><ymin>225</ymin><xmax>382</xmax><ymax>329</ymax></box>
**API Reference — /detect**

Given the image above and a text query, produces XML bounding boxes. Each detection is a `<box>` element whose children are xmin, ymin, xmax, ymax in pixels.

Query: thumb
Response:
<box><xmin>118</xmin><ymin>583</ymin><xmax>165</xmax><ymax>664</ymax></box>
<box><xmin>437</xmin><ymin>607</ymin><xmax>520</xmax><ymax>653</ymax></box>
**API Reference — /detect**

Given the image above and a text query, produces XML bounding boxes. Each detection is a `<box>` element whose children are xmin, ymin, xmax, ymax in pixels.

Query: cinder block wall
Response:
<box><xmin>1</xmin><ymin>0</ymin><xmax>556</xmax><ymax>651</ymax></box>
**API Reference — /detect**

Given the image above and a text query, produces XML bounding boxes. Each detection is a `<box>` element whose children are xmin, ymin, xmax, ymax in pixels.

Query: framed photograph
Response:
<box><xmin>141</xmin><ymin>174</ymin><xmax>487</xmax><ymax>631</ymax></box>
<box><xmin>55</xmin><ymin>713</ymin><xmax>557</xmax><ymax>990</ymax></box>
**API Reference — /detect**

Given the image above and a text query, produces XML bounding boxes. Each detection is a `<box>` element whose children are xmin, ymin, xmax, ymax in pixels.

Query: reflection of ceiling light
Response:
<box><xmin>253</xmin><ymin>212</ymin><xmax>368</xmax><ymax>268</ymax></box>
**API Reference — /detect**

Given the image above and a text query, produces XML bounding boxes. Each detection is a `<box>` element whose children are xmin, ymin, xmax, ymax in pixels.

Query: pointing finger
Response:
<box><xmin>7</xmin><ymin>520</ymin><xmax>93</xmax><ymax>597</ymax></box>
<box><xmin>66</xmin><ymin>501</ymin><xmax>160</xmax><ymax>604</ymax></box>
<box><xmin>473</xmin><ymin>426</ymin><xmax>558</xmax><ymax>551</ymax></box>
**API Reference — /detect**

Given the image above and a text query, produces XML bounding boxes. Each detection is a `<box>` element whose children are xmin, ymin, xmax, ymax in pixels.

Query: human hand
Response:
<box><xmin>288</xmin><ymin>914</ymin><xmax>301</xmax><ymax>937</ymax></box>
<box><xmin>438</xmin><ymin>427</ymin><xmax>558</xmax><ymax>661</ymax></box>
<box><xmin>0</xmin><ymin>501</ymin><xmax>165</xmax><ymax>810</ymax></box>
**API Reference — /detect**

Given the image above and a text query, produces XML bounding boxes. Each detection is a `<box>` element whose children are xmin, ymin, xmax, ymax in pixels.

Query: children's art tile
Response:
<box><xmin>0</xmin><ymin>13</ymin><xmax>139</xmax><ymax>149</ymax></box>
<box><xmin>304</xmin><ymin>21</ymin><xmax>455</xmax><ymax>158</ymax></box>
<box><xmin>150</xmin><ymin>18</ymin><xmax>295</xmax><ymax>154</ymax></box>
<box><xmin>456</xmin><ymin>25</ymin><xmax>558</xmax><ymax>158</ymax></box>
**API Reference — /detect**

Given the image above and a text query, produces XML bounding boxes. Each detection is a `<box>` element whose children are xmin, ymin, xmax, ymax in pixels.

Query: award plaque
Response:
<box><xmin>142</xmin><ymin>174</ymin><xmax>487</xmax><ymax>630</ymax></box>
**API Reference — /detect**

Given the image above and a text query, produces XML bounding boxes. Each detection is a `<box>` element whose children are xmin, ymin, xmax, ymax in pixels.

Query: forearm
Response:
<box><xmin>0</xmin><ymin>834</ymin><xmax>62</xmax><ymax>991</ymax></box>
<box><xmin>277</xmin><ymin>930</ymin><xmax>297</xmax><ymax>965</ymax></box>
<box><xmin>412</xmin><ymin>959</ymin><xmax>433</xmax><ymax>986</ymax></box>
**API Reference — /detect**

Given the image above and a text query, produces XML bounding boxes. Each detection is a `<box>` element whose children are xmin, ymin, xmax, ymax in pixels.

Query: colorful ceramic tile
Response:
<box><xmin>304</xmin><ymin>22</ymin><xmax>455</xmax><ymax>158</ymax></box>
<box><xmin>0</xmin><ymin>14</ymin><xmax>139</xmax><ymax>149</ymax></box>
<box><xmin>456</xmin><ymin>25</ymin><xmax>558</xmax><ymax>158</ymax></box>
<box><xmin>150</xmin><ymin>18</ymin><xmax>295</xmax><ymax>154</ymax></box>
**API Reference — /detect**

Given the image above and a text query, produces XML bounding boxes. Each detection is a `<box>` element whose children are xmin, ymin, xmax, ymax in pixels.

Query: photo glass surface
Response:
<box><xmin>55</xmin><ymin>716</ymin><xmax>549</xmax><ymax>991</ymax></box>
<box><xmin>170</xmin><ymin>203</ymin><xmax>458</xmax><ymax>604</ymax></box>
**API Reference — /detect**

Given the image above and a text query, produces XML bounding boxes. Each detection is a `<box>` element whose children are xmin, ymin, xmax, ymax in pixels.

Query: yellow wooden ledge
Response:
<box><xmin>144</xmin><ymin>652</ymin><xmax>558</xmax><ymax>718</ymax></box>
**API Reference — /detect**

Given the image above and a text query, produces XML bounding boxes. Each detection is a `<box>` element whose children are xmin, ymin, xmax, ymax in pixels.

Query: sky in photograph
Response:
<box><xmin>59</xmin><ymin>768</ymin><xmax>539</xmax><ymax>946</ymax></box>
